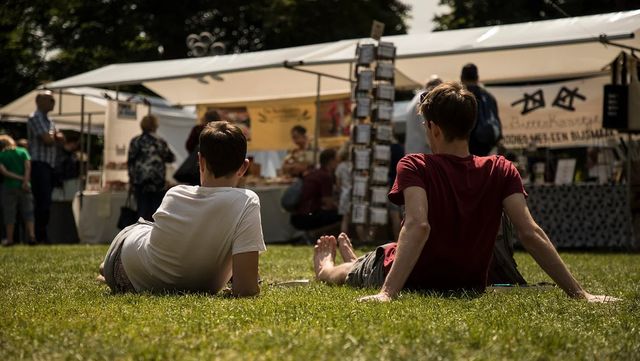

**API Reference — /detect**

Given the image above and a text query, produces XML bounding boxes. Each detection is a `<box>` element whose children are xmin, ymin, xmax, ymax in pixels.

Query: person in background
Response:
<box><xmin>312</xmin><ymin>82</ymin><xmax>619</xmax><ymax>304</ymax></box>
<box><xmin>405</xmin><ymin>76</ymin><xmax>442</xmax><ymax>155</ymax></box>
<box><xmin>185</xmin><ymin>110</ymin><xmax>221</xmax><ymax>154</ymax></box>
<box><xmin>291</xmin><ymin>148</ymin><xmax>341</xmax><ymax>232</ymax></box>
<box><xmin>0</xmin><ymin>135</ymin><xmax>36</xmax><ymax>246</ymax></box>
<box><xmin>127</xmin><ymin>115</ymin><xmax>175</xmax><ymax>221</ymax></box>
<box><xmin>28</xmin><ymin>91</ymin><xmax>64</xmax><ymax>244</ymax></box>
<box><xmin>281</xmin><ymin>125</ymin><xmax>314</xmax><ymax>178</ymax></box>
<box><xmin>460</xmin><ymin>63</ymin><xmax>502</xmax><ymax>156</ymax></box>
<box><xmin>100</xmin><ymin>121</ymin><xmax>265</xmax><ymax>296</ymax></box>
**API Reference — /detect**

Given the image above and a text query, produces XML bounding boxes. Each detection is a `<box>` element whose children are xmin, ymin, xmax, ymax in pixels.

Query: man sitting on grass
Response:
<box><xmin>313</xmin><ymin>82</ymin><xmax>618</xmax><ymax>303</ymax></box>
<box><xmin>100</xmin><ymin>121</ymin><xmax>265</xmax><ymax>297</ymax></box>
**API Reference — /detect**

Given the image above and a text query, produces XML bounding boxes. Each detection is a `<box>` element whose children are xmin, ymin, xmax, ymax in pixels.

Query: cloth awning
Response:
<box><xmin>43</xmin><ymin>10</ymin><xmax>640</xmax><ymax>105</ymax></box>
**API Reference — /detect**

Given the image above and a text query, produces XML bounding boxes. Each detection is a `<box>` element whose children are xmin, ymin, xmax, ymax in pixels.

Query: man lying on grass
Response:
<box><xmin>99</xmin><ymin>121</ymin><xmax>265</xmax><ymax>297</ymax></box>
<box><xmin>314</xmin><ymin>82</ymin><xmax>619</xmax><ymax>303</ymax></box>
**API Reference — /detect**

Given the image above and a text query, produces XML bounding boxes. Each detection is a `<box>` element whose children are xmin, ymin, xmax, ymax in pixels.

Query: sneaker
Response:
<box><xmin>1</xmin><ymin>239</ymin><xmax>14</xmax><ymax>247</ymax></box>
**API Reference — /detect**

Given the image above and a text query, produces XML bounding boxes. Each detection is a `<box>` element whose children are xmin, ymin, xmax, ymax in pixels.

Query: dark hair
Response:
<box><xmin>291</xmin><ymin>125</ymin><xmax>307</xmax><ymax>136</ymax></box>
<box><xmin>199</xmin><ymin>121</ymin><xmax>247</xmax><ymax>178</ymax></box>
<box><xmin>202</xmin><ymin>110</ymin><xmax>221</xmax><ymax>125</ymax></box>
<box><xmin>420</xmin><ymin>81</ymin><xmax>477</xmax><ymax>142</ymax></box>
<box><xmin>460</xmin><ymin>63</ymin><xmax>479</xmax><ymax>82</ymax></box>
<box><xmin>319</xmin><ymin>148</ymin><xmax>337</xmax><ymax>168</ymax></box>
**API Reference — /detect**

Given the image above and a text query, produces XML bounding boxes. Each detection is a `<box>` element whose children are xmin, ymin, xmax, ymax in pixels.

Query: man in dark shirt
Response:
<box><xmin>290</xmin><ymin>149</ymin><xmax>341</xmax><ymax>231</ymax></box>
<box><xmin>461</xmin><ymin>63</ymin><xmax>502</xmax><ymax>156</ymax></box>
<box><xmin>312</xmin><ymin>81</ymin><xmax>618</xmax><ymax>303</ymax></box>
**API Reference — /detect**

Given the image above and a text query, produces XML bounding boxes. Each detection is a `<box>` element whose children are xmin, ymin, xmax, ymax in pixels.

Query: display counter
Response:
<box><xmin>245</xmin><ymin>184</ymin><xmax>298</xmax><ymax>243</ymax></box>
<box><xmin>73</xmin><ymin>185</ymin><xmax>298</xmax><ymax>244</ymax></box>
<box><xmin>72</xmin><ymin>191</ymin><xmax>128</xmax><ymax>244</ymax></box>
<box><xmin>525</xmin><ymin>184</ymin><xmax>638</xmax><ymax>249</ymax></box>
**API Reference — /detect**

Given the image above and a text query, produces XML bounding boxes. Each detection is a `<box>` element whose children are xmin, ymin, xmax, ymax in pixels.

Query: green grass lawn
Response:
<box><xmin>1</xmin><ymin>244</ymin><xmax>639</xmax><ymax>360</ymax></box>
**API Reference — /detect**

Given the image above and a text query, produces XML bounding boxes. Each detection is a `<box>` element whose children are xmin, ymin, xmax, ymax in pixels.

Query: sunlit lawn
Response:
<box><xmin>1</xmin><ymin>244</ymin><xmax>638</xmax><ymax>360</ymax></box>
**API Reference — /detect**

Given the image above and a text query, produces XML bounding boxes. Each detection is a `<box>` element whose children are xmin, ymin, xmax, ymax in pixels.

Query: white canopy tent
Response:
<box><xmin>0</xmin><ymin>87</ymin><xmax>196</xmax><ymax>164</ymax></box>
<box><xmin>42</xmin><ymin>10</ymin><xmax>640</xmax><ymax>106</ymax></box>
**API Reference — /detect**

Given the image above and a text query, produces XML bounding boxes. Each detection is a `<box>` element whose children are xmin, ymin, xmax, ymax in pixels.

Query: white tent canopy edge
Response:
<box><xmin>41</xmin><ymin>10</ymin><xmax>640</xmax><ymax>106</ymax></box>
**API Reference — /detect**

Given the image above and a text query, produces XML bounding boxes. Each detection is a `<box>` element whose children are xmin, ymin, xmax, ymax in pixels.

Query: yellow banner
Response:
<box><xmin>247</xmin><ymin>101</ymin><xmax>316</xmax><ymax>151</ymax></box>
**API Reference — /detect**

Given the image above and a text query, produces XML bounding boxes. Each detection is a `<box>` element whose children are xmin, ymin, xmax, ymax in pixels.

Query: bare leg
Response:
<box><xmin>4</xmin><ymin>224</ymin><xmax>15</xmax><ymax>245</ymax></box>
<box><xmin>313</xmin><ymin>235</ymin><xmax>354</xmax><ymax>285</ymax></box>
<box><xmin>337</xmin><ymin>232</ymin><xmax>357</xmax><ymax>262</ymax></box>
<box><xmin>25</xmin><ymin>221</ymin><xmax>36</xmax><ymax>242</ymax></box>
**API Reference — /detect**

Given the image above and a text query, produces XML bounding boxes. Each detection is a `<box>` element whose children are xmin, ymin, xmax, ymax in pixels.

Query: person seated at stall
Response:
<box><xmin>290</xmin><ymin>148</ymin><xmax>341</xmax><ymax>233</ymax></box>
<box><xmin>281</xmin><ymin>125</ymin><xmax>314</xmax><ymax>178</ymax></box>
<box><xmin>312</xmin><ymin>82</ymin><xmax>619</xmax><ymax>303</ymax></box>
<box><xmin>100</xmin><ymin>121</ymin><xmax>266</xmax><ymax>297</ymax></box>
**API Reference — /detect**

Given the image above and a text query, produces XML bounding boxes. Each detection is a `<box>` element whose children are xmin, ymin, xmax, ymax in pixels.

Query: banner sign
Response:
<box><xmin>487</xmin><ymin>76</ymin><xmax>617</xmax><ymax>148</ymax></box>
<box><xmin>246</xmin><ymin>101</ymin><xmax>316</xmax><ymax>151</ymax></box>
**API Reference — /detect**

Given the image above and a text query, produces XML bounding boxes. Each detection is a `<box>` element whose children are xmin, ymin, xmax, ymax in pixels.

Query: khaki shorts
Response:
<box><xmin>345</xmin><ymin>243</ymin><xmax>393</xmax><ymax>288</ymax></box>
<box><xmin>2</xmin><ymin>187</ymin><xmax>34</xmax><ymax>225</ymax></box>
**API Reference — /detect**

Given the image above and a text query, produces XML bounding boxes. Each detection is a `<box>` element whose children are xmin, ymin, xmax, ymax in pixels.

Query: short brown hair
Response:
<box><xmin>419</xmin><ymin>81</ymin><xmax>477</xmax><ymax>142</ymax></box>
<box><xmin>140</xmin><ymin>115</ymin><xmax>159</xmax><ymax>132</ymax></box>
<box><xmin>199</xmin><ymin>121</ymin><xmax>247</xmax><ymax>178</ymax></box>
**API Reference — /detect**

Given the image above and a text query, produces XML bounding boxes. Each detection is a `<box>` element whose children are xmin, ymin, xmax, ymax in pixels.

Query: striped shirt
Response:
<box><xmin>27</xmin><ymin>111</ymin><xmax>57</xmax><ymax>167</ymax></box>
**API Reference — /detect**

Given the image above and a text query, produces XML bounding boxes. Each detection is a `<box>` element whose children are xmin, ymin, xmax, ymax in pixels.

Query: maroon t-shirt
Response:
<box><xmin>385</xmin><ymin>153</ymin><xmax>526</xmax><ymax>292</ymax></box>
<box><xmin>296</xmin><ymin>168</ymin><xmax>335</xmax><ymax>215</ymax></box>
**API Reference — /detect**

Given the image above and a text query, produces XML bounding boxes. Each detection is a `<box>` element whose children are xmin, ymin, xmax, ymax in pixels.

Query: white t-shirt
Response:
<box><xmin>120</xmin><ymin>185</ymin><xmax>266</xmax><ymax>293</ymax></box>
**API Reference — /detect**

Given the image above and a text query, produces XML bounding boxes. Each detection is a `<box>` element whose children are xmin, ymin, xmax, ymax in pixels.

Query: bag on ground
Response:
<box><xmin>117</xmin><ymin>191</ymin><xmax>138</xmax><ymax>229</ymax></box>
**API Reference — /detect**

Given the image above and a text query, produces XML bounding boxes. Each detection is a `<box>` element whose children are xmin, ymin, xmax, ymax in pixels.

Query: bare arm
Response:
<box><xmin>231</xmin><ymin>251</ymin><xmax>260</xmax><ymax>297</ymax></box>
<box><xmin>22</xmin><ymin>160</ymin><xmax>31</xmax><ymax>191</ymax></box>
<box><xmin>0</xmin><ymin>164</ymin><xmax>24</xmax><ymax>181</ymax></box>
<box><xmin>359</xmin><ymin>186</ymin><xmax>430</xmax><ymax>302</ymax></box>
<box><xmin>503</xmin><ymin>193</ymin><xmax>619</xmax><ymax>303</ymax></box>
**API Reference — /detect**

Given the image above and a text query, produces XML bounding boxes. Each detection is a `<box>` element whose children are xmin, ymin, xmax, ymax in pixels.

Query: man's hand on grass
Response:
<box><xmin>358</xmin><ymin>292</ymin><xmax>392</xmax><ymax>303</ymax></box>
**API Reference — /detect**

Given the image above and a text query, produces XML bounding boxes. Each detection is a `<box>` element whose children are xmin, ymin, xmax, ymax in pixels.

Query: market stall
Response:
<box><xmin>35</xmin><ymin>10</ymin><xmax>640</xmax><ymax>247</ymax></box>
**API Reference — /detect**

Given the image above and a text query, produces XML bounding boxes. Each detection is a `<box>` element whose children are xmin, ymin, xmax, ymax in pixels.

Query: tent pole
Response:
<box><xmin>314</xmin><ymin>74</ymin><xmax>321</xmax><ymax>165</ymax></box>
<box><xmin>79</xmin><ymin>94</ymin><xmax>86</xmax><ymax>193</ymax></box>
<box><xmin>58</xmin><ymin>89</ymin><xmax>63</xmax><ymax>115</ymax></box>
<box><xmin>87</xmin><ymin>113</ymin><xmax>92</xmax><ymax>186</ymax></box>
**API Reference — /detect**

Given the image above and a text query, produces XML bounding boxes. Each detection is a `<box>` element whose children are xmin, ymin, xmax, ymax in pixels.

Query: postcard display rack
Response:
<box><xmin>350</xmin><ymin>42</ymin><xmax>396</xmax><ymax>228</ymax></box>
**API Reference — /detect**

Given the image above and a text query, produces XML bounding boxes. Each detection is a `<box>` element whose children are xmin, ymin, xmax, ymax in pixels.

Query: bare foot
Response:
<box><xmin>313</xmin><ymin>235</ymin><xmax>337</xmax><ymax>279</ymax></box>
<box><xmin>96</xmin><ymin>274</ymin><xmax>106</xmax><ymax>283</ymax></box>
<box><xmin>337</xmin><ymin>233</ymin><xmax>357</xmax><ymax>263</ymax></box>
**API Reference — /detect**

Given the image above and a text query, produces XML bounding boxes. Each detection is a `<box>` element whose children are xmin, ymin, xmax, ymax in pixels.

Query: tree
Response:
<box><xmin>0</xmin><ymin>0</ymin><xmax>409</xmax><ymax>105</ymax></box>
<box><xmin>434</xmin><ymin>0</ymin><xmax>640</xmax><ymax>31</ymax></box>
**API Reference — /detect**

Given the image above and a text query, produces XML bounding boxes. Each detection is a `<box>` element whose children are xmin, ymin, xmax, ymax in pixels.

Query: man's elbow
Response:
<box><xmin>519</xmin><ymin>225</ymin><xmax>549</xmax><ymax>249</ymax></box>
<box><xmin>404</xmin><ymin>220</ymin><xmax>430</xmax><ymax>237</ymax></box>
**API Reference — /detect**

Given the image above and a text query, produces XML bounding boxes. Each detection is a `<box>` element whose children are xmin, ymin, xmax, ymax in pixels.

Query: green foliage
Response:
<box><xmin>0</xmin><ymin>245</ymin><xmax>638</xmax><ymax>360</ymax></box>
<box><xmin>0</xmin><ymin>0</ymin><xmax>409</xmax><ymax>105</ymax></box>
<box><xmin>434</xmin><ymin>0</ymin><xmax>640</xmax><ymax>31</ymax></box>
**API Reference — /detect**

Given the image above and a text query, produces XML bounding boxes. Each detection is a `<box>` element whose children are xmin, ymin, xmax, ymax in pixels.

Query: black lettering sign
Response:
<box><xmin>511</xmin><ymin>89</ymin><xmax>545</xmax><ymax>115</ymax></box>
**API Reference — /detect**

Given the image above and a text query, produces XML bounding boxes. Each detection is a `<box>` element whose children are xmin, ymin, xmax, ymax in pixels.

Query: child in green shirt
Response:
<box><xmin>0</xmin><ymin>135</ymin><xmax>36</xmax><ymax>246</ymax></box>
